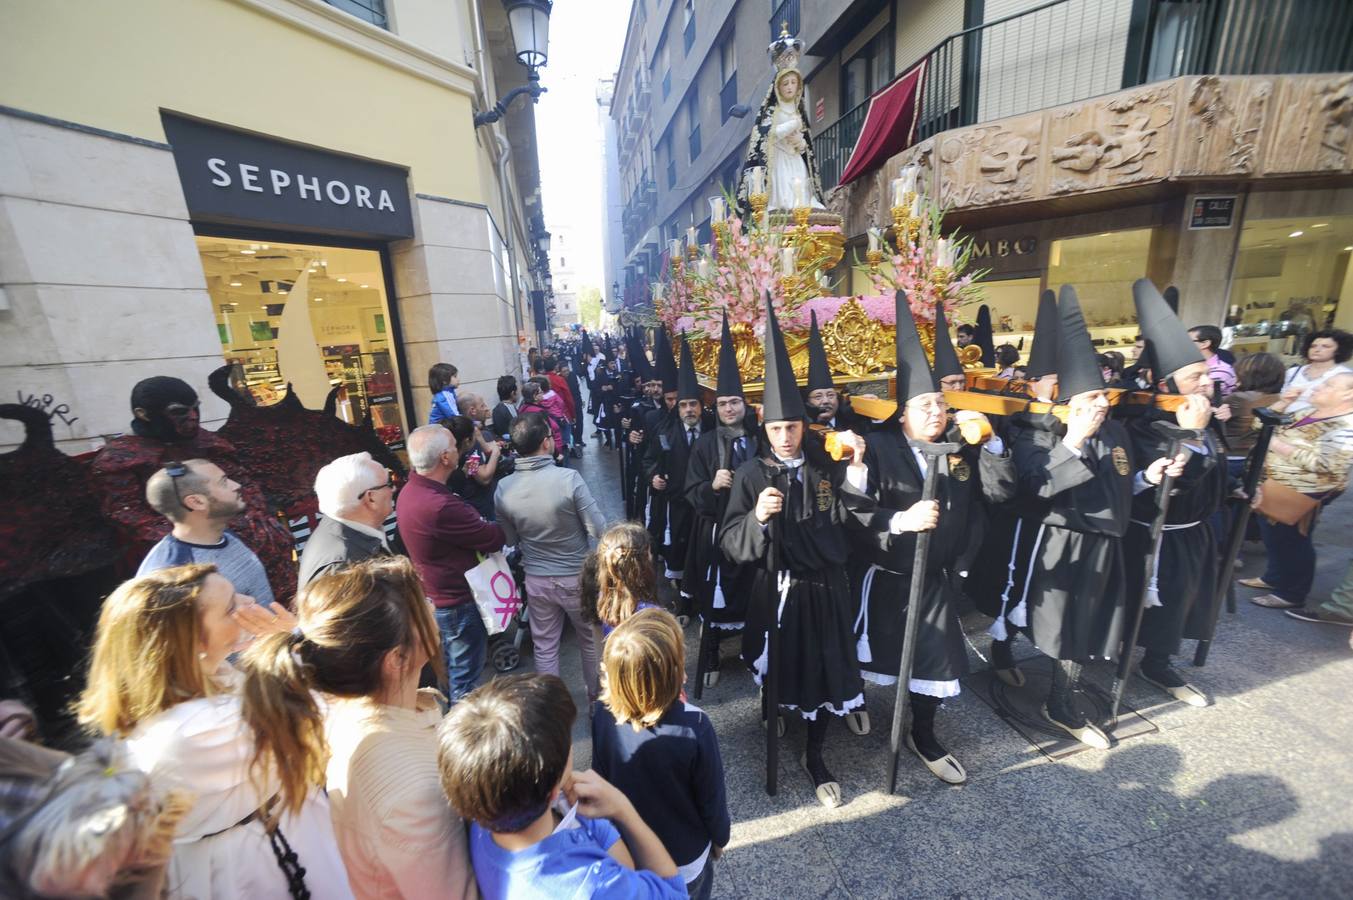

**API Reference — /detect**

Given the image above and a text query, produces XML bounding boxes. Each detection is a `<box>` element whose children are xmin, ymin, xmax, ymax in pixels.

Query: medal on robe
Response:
<box><xmin>1112</xmin><ymin>446</ymin><xmax>1130</xmax><ymax>476</ymax></box>
<box><xmin>949</xmin><ymin>456</ymin><xmax>971</xmax><ymax>482</ymax></box>
<box><xmin>816</xmin><ymin>479</ymin><xmax>833</xmax><ymax>511</ymax></box>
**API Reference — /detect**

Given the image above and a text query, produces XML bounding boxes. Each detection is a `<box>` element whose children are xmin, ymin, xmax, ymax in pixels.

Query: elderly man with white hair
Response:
<box><xmin>397</xmin><ymin>424</ymin><xmax>506</xmax><ymax>701</ymax></box>
<box><xmin>296</xmin><ymin>451</ymin><xmax>396</xmax><ymax>588</ymax></box>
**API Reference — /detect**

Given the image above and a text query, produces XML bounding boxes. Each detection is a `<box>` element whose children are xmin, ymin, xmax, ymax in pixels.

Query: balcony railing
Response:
<box><xmin>770</xmin><ymin>0</ymin><xmax>799</xmax><ymax>40</ymax></box>
<box><xmin>813</xmin><ymin>0</ymin><xmax>1353</xmax><ymax>190</ymax></box>
<box><xmin>720</xmin><ymin>73</ymin><xmax>738</xmax><ymax>123</ymax></box>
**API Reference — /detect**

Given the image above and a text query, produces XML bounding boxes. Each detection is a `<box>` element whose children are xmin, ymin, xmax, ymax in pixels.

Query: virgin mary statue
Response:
<box><xmin>738</xmin><ymin>28</ymin><xmax>826</xmax><ymax>213</ymax></box>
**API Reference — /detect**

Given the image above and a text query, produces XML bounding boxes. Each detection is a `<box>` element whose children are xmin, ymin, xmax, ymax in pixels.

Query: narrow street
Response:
<box><xmin>548</xmin><ymin>400</ymin><xmax>1353</xmax><ymax>898</ymax></box>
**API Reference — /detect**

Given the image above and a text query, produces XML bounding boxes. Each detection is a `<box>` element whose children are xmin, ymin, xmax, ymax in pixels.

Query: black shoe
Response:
<box><xmin>990</xmin><ymin>638</ymin><xmax>1025</xmax><ymax>688</ymax></box>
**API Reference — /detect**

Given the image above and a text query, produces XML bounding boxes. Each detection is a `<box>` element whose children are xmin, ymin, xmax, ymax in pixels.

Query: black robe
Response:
<box><xmin>639</xmin><ymin>404</ymin><xmax>672</xmax><ymax>554</ymax></box>
<box><xmin>643</xmin><ymin>413</ymin><xmax>710</xmax><ymax>580</ymax></box>
<box><xmin>1123</xmin><ymin>409</ymin><xmax>1227</xmax><ymax>656</ymax></box>
<box><xmin>848</xmin><ymin>429</ymin><xmax>1015</xmax><ymax>690</ymax></box>
<box><xmin>978</xmin><ymin>412</ymin><xmax>1135</xmax><ymax>662</ymax></box>
<box><xmin>623</xmin><ymin>397</ymin><xmax>659</xmax><ymax>519</ymax></box>
<box><xmin>720</xmin><ymin>451</ymin><xmax>870</xmax><ymax>717</ymax></box>
<box><xmin>683</xmin><ymin>424</ymin><xmax>760</xmax><ymax>629</ymax></box>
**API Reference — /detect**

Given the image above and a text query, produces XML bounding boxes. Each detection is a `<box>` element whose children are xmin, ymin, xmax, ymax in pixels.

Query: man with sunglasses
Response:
<box><xmin>297</xmin><ymin>452</ymin><xmax>396</xmax><ymax>588</ymax></box>
<box><xmin>137</xmin><ymin>459</ymin><xmax>275</xmax><ymax>608</ymax></box>
<box><xmin>93</xmin><ymin>376</ymin><xmax>296</xmax><ymax>600</ymax></box>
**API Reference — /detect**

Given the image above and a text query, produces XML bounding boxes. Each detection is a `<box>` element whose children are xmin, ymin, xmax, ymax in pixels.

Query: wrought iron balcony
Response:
<box><xmin>770</xmin><ymin>0</ymin><xmax>799</xmax><ymax>40</ymax></box>
<box><xmin>813</xmin><ymin>0</ymin><xmax>1353</xmax><ymax>190</ymax></box>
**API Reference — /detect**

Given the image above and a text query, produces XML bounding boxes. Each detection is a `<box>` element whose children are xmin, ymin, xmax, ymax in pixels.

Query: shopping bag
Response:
<box><xmin>466</xmin><ymin>551</ymin><xmax>521</xmax><ymax>636</ymax></box>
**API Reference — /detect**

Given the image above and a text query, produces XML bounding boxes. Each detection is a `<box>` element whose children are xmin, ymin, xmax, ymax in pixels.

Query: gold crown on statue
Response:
<box><xmin>769</xmin><ymin>23</ymin><xmax>804</xmax><ymax>72</ymax></box>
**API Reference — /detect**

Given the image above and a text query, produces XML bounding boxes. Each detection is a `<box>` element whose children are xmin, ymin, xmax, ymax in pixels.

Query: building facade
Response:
<box><xmin>0</xmin><ymin>0</ymin><xmax>552</xmax><ymax>455</ymax></box>
<box><xmin>801</xmin><ymin>0</ymin><xmax>1353</xmax><ymax>364</ymax></box>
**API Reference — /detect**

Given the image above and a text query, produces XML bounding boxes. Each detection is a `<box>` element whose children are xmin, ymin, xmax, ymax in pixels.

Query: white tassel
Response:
<box><xmin>1009</xmin><ymin>599</ymin><xmax>1028</xmax><ymax>628</ymax></box>
<box><xmin>987</xmin><ymin>616</ymin><xmax>1008</xmax><ymax>642</ymax></box>
<box><xmin>1146</xmin><ymin>546</ymin><xmax>1164</xmax><ymax>608</ymax></box>
<box><xmin>853</xmin><ymin>565</ymin><xmax>880</xmax><ymax>665</ymax></box>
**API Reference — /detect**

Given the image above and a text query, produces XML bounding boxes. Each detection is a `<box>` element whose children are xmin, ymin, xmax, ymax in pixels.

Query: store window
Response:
<box><xmin>1046</xmin><ymin>228</ymin><xmax>1153</xmax><ymax>363</ymax></box>
<box><xmin>197</xmin><ymin>235</ymin><xmax>409</xmax><ymax>456</ymax></box>
<box><xmin>1228</xmin><ymin>216</ymin><xmax>1353</xmax><ymax>363</ymax></box>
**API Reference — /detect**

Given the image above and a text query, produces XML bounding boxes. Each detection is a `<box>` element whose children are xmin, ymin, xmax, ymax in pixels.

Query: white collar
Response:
<box><xmin>330</xmin><ymin>514</ymin><xmax>389</xmax><ymax>546</ymax></box>
<box><xmin>772</xmin><ymin>454</ymin><xmax>805</xmax><ymax>469</ymax></box>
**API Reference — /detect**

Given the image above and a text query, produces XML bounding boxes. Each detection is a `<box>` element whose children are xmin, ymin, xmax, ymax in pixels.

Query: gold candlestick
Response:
<box><xmin>792</xmin><ymin>207</ymin><xmax>810</xmax><ymax>228</ymax></box>
<box><xmin>866</xmin><ymin>248</ymin><xmax>884</xmax><ymax>275</ymax></box>
<box><xmin>932</xmin><ymin>266</ymin><xmax>953</xmax><ymax>293</ymax></box>
<box><xmin>749</xmin><ymin>193</ymin><xmax>768</xmax><ymax>230</ymax></box>
<box><xmin>779</xmin><ymin>275</ymin><xmax>798</xmax><ymax>299</ymax></box>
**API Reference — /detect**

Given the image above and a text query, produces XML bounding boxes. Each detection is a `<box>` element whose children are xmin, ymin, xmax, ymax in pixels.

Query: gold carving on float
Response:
<box><xmin>820</xmin><ymin>298</ymin><xmax>895</xmax><ymax>378</ymax></box>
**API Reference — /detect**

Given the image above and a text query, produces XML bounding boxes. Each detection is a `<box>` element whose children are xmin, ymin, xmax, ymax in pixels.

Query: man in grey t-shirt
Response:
<box><xmin>137</xmin><ymin>459</ymin><xmax>276</xmax><ymax>607</ymax></box>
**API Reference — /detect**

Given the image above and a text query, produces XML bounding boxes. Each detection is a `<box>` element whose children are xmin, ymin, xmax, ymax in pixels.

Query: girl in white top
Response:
<box><xmin>77</xmin><ymin>564</ymin><xmax>354</xmax><ymax>899</ymax></box>
<box><xmin>1282</xmin><ymin>329</ymin><xmax>1353</xmax><ymax>411</ymax></box>
<box><xmin>243</xmin><ymin>556</ymin><xmax>478</xmax><ymax>900</ymax></box>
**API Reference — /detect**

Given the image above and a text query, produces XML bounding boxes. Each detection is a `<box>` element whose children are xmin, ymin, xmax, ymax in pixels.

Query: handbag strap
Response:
<box><xmin>268</xmin><ymin>820</ymin><xmax>311</xmax><ymax>900</ymax></box>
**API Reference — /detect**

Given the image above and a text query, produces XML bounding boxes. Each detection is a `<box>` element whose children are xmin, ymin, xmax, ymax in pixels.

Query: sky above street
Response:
<box><xmin>535</xmin><ymin>0</ymin><xmax>631</xmax><ymax>292</ymax></box>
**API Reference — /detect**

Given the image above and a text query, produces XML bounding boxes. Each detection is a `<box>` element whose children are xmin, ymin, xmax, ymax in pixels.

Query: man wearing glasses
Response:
<box><xmin>137</xmin><ymin>459</ymin><xmax>276</xmax><ymax>608</ymax></box>
<box><xmin>297</xmin><ymin>452</ymin><xmax>396</xmax><ymax>588</ymax></box>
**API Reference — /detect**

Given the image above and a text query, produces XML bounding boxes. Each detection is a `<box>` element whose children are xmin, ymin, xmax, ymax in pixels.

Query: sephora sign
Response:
<box><xmin>162</xmin><ymin>112</ymin><xmax>415</xmax><ymax>240</ymax></box>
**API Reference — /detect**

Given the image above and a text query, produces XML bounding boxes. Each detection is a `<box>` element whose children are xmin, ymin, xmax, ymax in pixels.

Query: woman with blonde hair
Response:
<box><xmin>581</xmin><ymin>521</ymin><xmax>662</xmax><ymax>638</ymax></box>
<box><xmin>240</xmin><ymin>555</ymin><xmax>478</xmax><ymax>899</ymax></box>
<box><xmin>77</xmin><ymin>564</ymin><xmax>352</xmax><ymax>899</ymax></box>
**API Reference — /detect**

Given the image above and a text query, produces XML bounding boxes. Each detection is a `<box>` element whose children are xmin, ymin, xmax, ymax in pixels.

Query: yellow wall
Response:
<box><xmin>0</xmin><ymin>0</ymin><xmax>483</xmax><ymax>202</ymax></box>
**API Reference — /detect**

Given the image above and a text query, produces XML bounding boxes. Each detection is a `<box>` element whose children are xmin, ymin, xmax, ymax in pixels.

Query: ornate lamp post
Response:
<box><xmin>474</xmin><ymin>0</ymin><xmax>553</xmax><ymax>127</ymax></box>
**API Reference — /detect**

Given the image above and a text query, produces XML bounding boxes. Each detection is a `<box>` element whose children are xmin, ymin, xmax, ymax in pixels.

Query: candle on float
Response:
<box><xmin>792</xmin><ymin>177</ymin><xmax>806</xmax><ymax>208</ymax></box>
<box><xmin>709</xmin><ymin>196</ymin><xmax>726</xmax><ymax>222</ymax></box>
<box><xmin>747</xmin><ymin>166</ymin><xmax>765</xmax><ymax>195</ymax></box>
<box><xmin>909</xmin><ymin>193</ymin><xmax>922</xmax><ymax>218</ymax></box>
<box><xmin>867</xmin><ymin>227</ymin><xmax>882</xmax><ymax>253</ymax></box>
<box><xmin>651</xmin><ymin>281</ymin><xmax>665</xmax><ymax>301</ymax></box>
<box><xmin>686</xmin><ymin>226</ymin><xmax>697</xmax><ymax>248</ymax></box>
<box><xmin>781</xmin><ymin>247</ymin><xmax>796</xmax><ymax>276</ymax></box>
<box><xmin>901</xmin><ymin>165</ymin><xmax>919</xmax><ymax>196</ymax></box>
<box><xmin>668</xmin><ymin>239</ymin><xmax>682</xmax><ymax>260</ymax></box>
<box><xmin>935</xmin><ymin>238</ymin><xmax>955</xmax><ymax>269</ymax></box>
<box><xmin>697</xmin><ymin>258</ymin><xmax>711</xmax><ymax>280</ymax></box>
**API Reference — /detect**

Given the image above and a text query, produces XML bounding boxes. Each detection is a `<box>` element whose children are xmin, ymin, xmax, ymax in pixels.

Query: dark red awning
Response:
<box><xmin>838</xmin><ymin>60</ymin><xmax>927</xmax><ymax>187</ymax></box>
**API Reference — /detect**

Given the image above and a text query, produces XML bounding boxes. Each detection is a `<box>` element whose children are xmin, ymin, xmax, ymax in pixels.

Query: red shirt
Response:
<box><xmin>396</xmin><ymin>472</ymin><xmax>505</xmax><ymax>607</ymax></box>
<box><xmin>547</xmin><ymin>372</ymin><xmax>575</xmax><ymax>417</ymax></box>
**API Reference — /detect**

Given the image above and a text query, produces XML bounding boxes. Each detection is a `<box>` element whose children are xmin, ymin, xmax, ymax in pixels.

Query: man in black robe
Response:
<box><xmin>984</xmin><ymin>286</ymin><xmax>1174</xmax><ymax>748</ymax></box>
<box><xmin>848</xmin><ymin>292</ymin><xmax>1015</xmax><ymax>785</ymax></box>
<box><xmin>639</xmin><ymin>329</ymin><xmax>679</xmax><ymax>563</ymax></box>
<box><xmin>1122</xmin><ymin>279</ymin><xmax>1224</xmax><ymax>707</ymax></box>
<box><xmin>643</xmin><ymin>334</ymin><xmax>711</xmax><ymax>616</ymax></box>
<box><xmin>721</xmin><ymin>296</ymin><xmax>870</xmax><ymax>809</ymax></box>
<box><xmin>685</xmin><ymin>314</ymin><xmax>761</xmax><ymax>688</ymax></box>
<box><xmin>622</xmin><ymin>331</ymin><xmax>661</xmax><ymax>519</ymax></box>
<box><xmin>803</xmin><ymin>311</ymin><xmax>870</xmax><ymax>434</ymax></box>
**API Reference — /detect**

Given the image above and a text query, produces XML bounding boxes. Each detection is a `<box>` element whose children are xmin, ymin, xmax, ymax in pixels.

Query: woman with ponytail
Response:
<box><xmin>76</xmin><ymin>564</ymin><xmax>353</xmax><ymax>899</ymax></box>
<box><xmin>240</xmin><ymin>555</ymin><xmax>479</xmax><ymax>899</ymax></box>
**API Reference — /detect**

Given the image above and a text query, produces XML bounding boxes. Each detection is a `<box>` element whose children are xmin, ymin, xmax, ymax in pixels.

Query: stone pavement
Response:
<box><xmin>538</xmin><ymin>422</ymin><xmax>1353</xmax><ymax>899</ymax></box>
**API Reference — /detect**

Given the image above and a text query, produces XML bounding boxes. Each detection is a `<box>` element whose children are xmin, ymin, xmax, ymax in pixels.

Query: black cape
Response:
<box><xmin>643</xmin><ymin>411</ymin><xmax>710</xmax><ymax>579</ymax></box>
<box><xmin>848</xmin><ymin>429</ymin><xmax>1015</xmax><ymax>688</ymax></box>
<box><xmin>683</xmin><ymin>424</ymin><xmax>761</xmax><ymax>629</ymax></box>
<box><xmin>971</xmin><ymin>413</ymin><xmax>1134</xmax><ymax>661</ymax></box>
<box><xmin>720</xmin><ymin>451</ymin><xmax>870</xmax><ymax>717</ymax></box>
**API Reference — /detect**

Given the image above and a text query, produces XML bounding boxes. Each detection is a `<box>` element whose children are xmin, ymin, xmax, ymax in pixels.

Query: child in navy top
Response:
<box><xmin>591</xmin><ymin>610</ymin><xmax>730</xmax><ymax>900</ymax></box>
<box><xmin>437</xmin><ymin>673</ymin><xmax>684</xmax><ymax>900</ymax></box>
<box><xmin>582</xmin><ymin>522</ymin><xmax>664</xmax><ymax>637</ymax></box>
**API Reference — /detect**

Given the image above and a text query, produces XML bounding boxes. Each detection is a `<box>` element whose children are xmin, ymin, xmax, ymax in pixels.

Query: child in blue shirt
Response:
<box><xmin>591</xmin><ymin>610</ymin><xmax>730</xmax><ymax>900</ymax></box>
<box><xmin>429</xmin><ymin>362</ymin><xmax>461</xmax><ymax>423</ymax></box>
<box><xmin>437</xmin><ymin>673</ymin><xmax>685</xmax><ymax>900</ymax></box>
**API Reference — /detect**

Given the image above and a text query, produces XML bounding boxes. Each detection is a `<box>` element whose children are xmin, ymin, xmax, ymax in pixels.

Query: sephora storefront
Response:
<box><xmin>163</xmin><ymin>112</ymin><xmax>417</xmax><ymax>457</ymax></box>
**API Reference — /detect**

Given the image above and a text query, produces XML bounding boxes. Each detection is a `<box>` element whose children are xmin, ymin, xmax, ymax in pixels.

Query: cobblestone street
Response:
<box><xmin>548</xmin><ymin>414</ymin><xmax>1353</xmax><ymax>899</ymax></box>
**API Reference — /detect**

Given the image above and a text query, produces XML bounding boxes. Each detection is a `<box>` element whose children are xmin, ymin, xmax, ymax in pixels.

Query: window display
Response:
<box><xmin>1227</xmin><ymin>216</ymin><xmax>1352</xmax><ymax>363</ymax></box>
<box><xmin>197</xmin><ymin>236</ymin><xmax>410</xmax><ymax>456</ymax></box>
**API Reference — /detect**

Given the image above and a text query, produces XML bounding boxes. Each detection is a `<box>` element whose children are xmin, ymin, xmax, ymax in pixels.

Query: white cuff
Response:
<box><xmin>983</xmin><ymin>435</ymin><xmax>1006</xmax><ymax>455</ymax></box>
<box><xmin>1133</xmin><ymin>471</ymin><xmax>1154</xmax><ymax>495</ymax></box>
<box><xmin>844</xmin><ymin>463</ymin><xmax>870</xmax><ymax>493</ymax></box>
<box><xmin>888</xmin><ymin>511</ymin><xmax>908</xmax><ymax>534</ymax></box>
<box><xmin>1060</xmin><ymin>440</ymin><xmax>1082</xmax><ymax>457</ymax></box>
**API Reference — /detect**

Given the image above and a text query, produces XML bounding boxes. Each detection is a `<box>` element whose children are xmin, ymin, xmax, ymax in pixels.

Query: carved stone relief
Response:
<box><xmin>1045</xmin><ymin>85</ymin><xmax>1177</xmax><ymax>196</ymax></box>
<box><xmin>1176</xmin><ymin>75</ymin><xmax>1272</xmax><ymax>176</ymax></box>
<box><xmin>936</xmin><ymin>114</ymin><xmax>1041</xmax><ymax>209</ymax></box>
<box><xmin>1263</xmin><ymin>74</ymin><xmax>1353</xmax><ymax>174</ymax></box>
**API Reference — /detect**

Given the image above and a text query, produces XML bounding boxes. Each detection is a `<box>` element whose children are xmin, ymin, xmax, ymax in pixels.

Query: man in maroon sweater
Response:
<box><xmin>398</xmin><ymin>424</ymin><xmax>506</xmax><ymax>701</ymax></box>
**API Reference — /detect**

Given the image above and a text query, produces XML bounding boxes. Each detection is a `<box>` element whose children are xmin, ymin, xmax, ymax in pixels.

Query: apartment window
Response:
<box><xmin>683</xmin><ymin>0</ymin><xmax>696</xmax><ymax>54</ymax></box>
<box><xmin>686</xmin><ymin>91</ymin><xmax>701</xmax><ymax>162</ymax></box>
<box><xmin>661</xmin><ymin>131</ymin><xmax>675</xmax><ymax>188</ymax></box>
<box><xmin>655</xmin><ymin>38</ymin><xmax>671</xmax><ymax>99</ymax></box>
<box><xmin>842</xmin><ymin>28</ymin><xmax>893</xmax><ymax>112</ymax></box>
<box><xmin>324</xmin><ymin>0</ymin><xmax>388</xmax><ymax>28</ymax></box>
<box><xmin>719</xmin><ymin>33</ymin><xmax>738</xmax><ymax>123</ymax></box>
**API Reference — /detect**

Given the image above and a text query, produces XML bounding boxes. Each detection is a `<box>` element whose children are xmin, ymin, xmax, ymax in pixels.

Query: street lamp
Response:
<box><xmin>474</xmin><ymin>0</ymin><xmax>553</xmax><ymax>127</ymax></box>
<box><xmin>612</xmin><ymin>280</ymin><xmax>620</xmax><ymax>301</ymax></box>
<box><xmin>536</xmin><ymin>229</ymin><xmax>552</xmax><ymax>255</ymax></box>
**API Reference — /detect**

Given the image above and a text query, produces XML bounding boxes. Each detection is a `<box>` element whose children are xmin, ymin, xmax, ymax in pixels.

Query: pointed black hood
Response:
<box><xmin>1056</xmin><ymin>285</ymin><xmax>1105</xmax><ymax>400</ymax></box>
<box><xmin>716</xmin><ymin>313</ymin><xmax>744</xmax><ymax>398</ymax></box>
<box><xmin>626</xmin><ymin>330</ymin><xmax>653</xmax><ymax>382</ymax></box>
<box><xmin>676</xmin><ymin>332</ymin><xmax>701</xmax><ymax>401</ymax></box>
<box><xmin>931</xmin><ymin>302</ymin><xmax>964</xmax><ymax>381</ymax></box>
<box><xmin>1133</xmin><ymin>278</ymin><xmax>1203</xmax><ymax>382</ymax></box>
<box><xmin>580</xmin><ymin>332</ymin><xmax>595</xmax><ymax>357</ymax></box>
<box><xmin>1024</xmin><ymin>290</ymin><xmax>1060</xmax><ymax>379</ymax></box>
<box><xmin>760</xmin><ymin>292</ymin><xmax>806</xmax><ymax>422</ymax></box>
<box><xmin>654</xmin><ymin>328</ymin><xmax>679</xmax><ymax>392</ymax></box>
<box><xmin>805</xmin><ymin>311</ymin><xmax>833</xmax><ymax>392</ymax></box>
<box><xmin>895</xmin><ymin>290</ymin><xmax>939</xmax><ymax>403</ymax></box>
<box><xmin>975</xmin><ymin>305</ymin><xmax>996</xmax><ymax>367</ymax></box>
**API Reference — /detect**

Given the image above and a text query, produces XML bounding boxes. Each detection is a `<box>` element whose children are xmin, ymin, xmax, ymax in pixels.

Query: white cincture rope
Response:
<box><xmin>1130</xmin><ymin>519</ymin><xmax>1202</xmax><ymax>608</ymax></box>
<box><xmin>853</xmin><ymin>564</ymin><xmax>882</xmax><ymax>663</ymax></box>
<box><xmin>1009</xmin><ymin>523</ymin><xmax>1045</xmax><ymax>629</ymax></box>
<box><xmin>709</xmin><ymin>523</ymin><xmax>726</xmax><ymax>609</ymax></box>
<box><xmin>988</xmin><ymin>519</ymin><xmax>1024</xmax><ymax>641</ymax></box>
